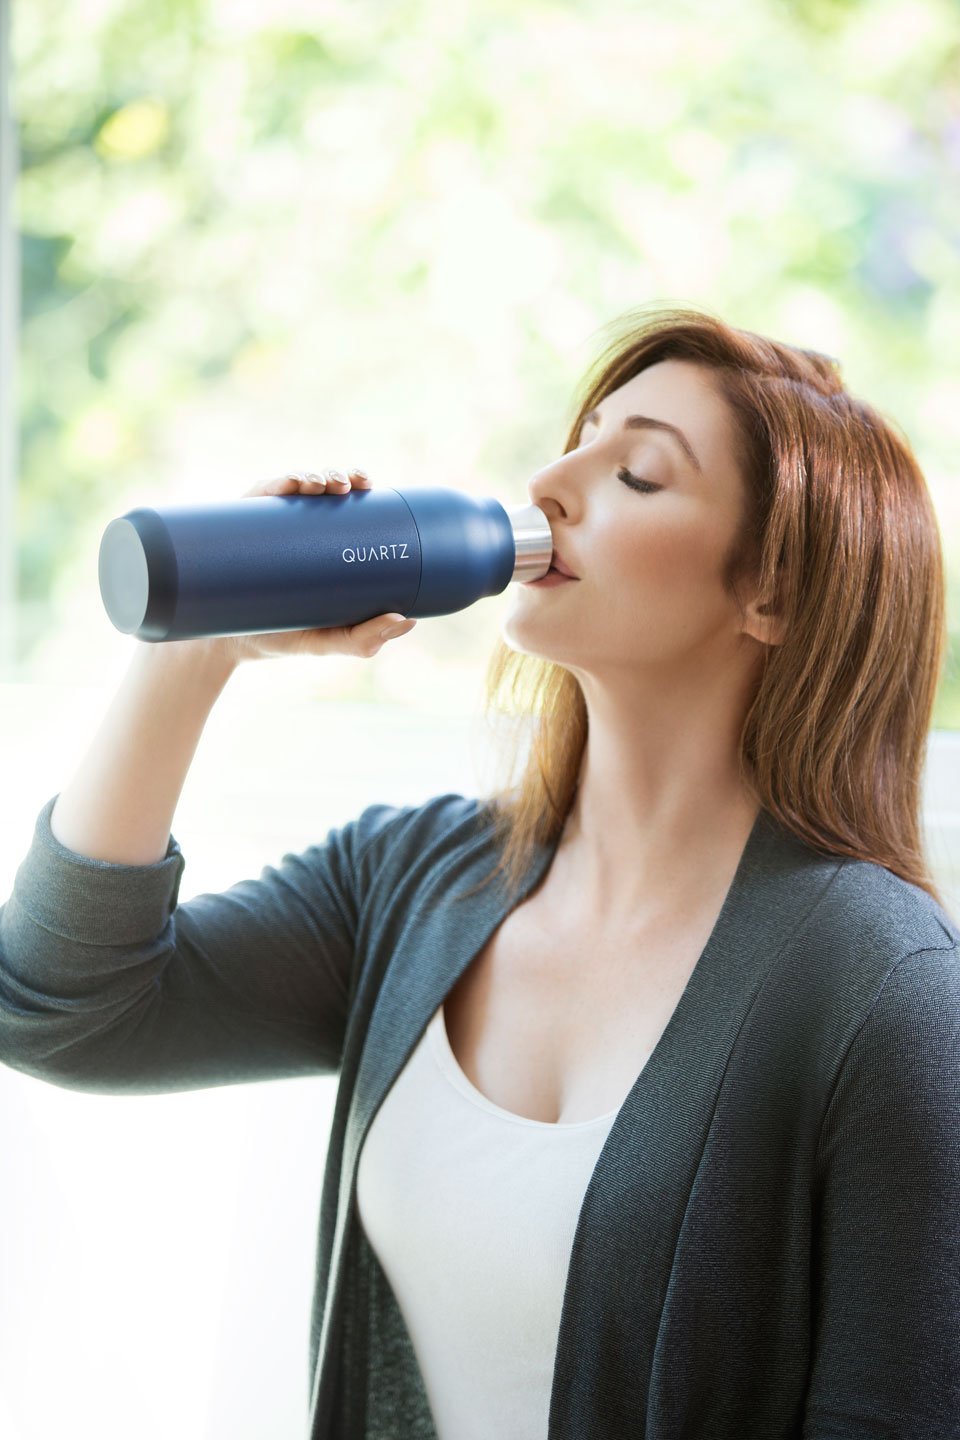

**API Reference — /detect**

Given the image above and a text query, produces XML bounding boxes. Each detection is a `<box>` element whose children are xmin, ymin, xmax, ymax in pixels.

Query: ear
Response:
<box><xmin>741</xmin><ymin>598</ymin><xmax>787</xmax><ymax>647</ymax></box>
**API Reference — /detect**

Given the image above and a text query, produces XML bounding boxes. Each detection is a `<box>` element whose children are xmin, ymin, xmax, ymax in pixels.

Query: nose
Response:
<box><xmin>527</xmin><ymin>448</ymin><xmax>584</xmax><ymax>514</ymax></box>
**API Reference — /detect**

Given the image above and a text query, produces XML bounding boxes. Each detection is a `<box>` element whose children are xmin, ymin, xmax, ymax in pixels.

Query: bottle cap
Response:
<box><xmin>503</xmin><ymin>502</ymin><xmax>553</xmax><ymax>583</ymax></box>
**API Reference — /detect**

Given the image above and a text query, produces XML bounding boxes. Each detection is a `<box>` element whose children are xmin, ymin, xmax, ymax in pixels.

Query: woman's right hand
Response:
<box><xmin>200</xmin><ymin>467</ymin><xmax>417</xmax><ymax>668</ymax></box>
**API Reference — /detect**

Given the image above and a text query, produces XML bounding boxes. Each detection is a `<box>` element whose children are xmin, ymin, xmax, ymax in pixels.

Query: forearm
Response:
<box><xmin>50</xmin><ymin>640</ymin><xmax>238</xmax><ymax>866</ymax></box>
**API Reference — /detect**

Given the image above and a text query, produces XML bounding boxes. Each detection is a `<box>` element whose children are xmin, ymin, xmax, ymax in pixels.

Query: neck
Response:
<box><xmin>555</xmin><ymin>676</ymin><xmax>765</xmax><ymax>921</ymax></box>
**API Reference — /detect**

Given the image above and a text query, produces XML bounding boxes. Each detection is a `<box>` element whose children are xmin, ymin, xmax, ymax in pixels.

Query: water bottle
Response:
<box><xmin>98</xmin><ymin>485</ymin><xmax>554</xmax><ymax>643</ymax></box>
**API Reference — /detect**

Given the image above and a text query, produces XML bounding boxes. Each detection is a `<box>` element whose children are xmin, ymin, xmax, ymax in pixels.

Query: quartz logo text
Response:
<box><xmin>342</xmin><ymin>542</ymin><xmax>412</xmax><ymax>563</ymax></box>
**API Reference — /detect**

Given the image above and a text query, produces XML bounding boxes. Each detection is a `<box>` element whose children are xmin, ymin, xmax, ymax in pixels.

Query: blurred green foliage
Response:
<box><xmin>9</xmin><ymin>0</ymin><xmax>960</xmax><ymax>724</ymax></box>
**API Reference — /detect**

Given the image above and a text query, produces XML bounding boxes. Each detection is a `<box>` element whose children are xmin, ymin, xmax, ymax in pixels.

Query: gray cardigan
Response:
<box><xmin>1</xmin><ymin>791</ymin><xmax>959</xmax><ymax>1439</ymax></box>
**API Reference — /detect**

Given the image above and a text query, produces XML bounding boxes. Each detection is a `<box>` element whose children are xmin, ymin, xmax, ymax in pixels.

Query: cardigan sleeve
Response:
<box><xmin>0</xmin><ymin>791</ymin><xmax>414</xmax><ymax>1095</ymax></box>
<box><xmin>803</xmin><ymin>942</ymin><xmax>960</xmax><ymax>1438</ymax></box>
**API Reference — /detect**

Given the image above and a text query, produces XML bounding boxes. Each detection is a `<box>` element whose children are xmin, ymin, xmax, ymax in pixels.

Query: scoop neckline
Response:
<box><xmin>427</xmin><ymin>1003</ymin><xmax>623</xmax><ymax>1131</ymax></box>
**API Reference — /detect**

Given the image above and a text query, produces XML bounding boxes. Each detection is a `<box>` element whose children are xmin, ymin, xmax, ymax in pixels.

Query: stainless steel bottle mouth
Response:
<box><xmin>504</xmin><ymin>501</ymin><xmax>553</xmax><ymax>583</ymax></box>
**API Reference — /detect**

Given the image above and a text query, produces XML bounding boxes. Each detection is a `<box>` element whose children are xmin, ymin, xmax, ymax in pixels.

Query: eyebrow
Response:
<box><xmin>578</xmin><ymin>408</ymin><xmax>703</xmax><ymax>476</ymax></box>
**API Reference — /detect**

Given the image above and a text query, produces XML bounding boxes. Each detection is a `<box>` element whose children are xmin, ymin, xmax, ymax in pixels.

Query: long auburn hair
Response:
<box><xmin>461</xmin><ymin>303</ymin><xmax>950</xmax><ymax>913</ymax></box>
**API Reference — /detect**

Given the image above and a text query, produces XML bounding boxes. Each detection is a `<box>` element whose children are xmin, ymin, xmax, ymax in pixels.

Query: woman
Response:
<box><xmin>1</xmin><ymin>305</ymin><xmax>957</xmax><ymax>1439</ymax></box>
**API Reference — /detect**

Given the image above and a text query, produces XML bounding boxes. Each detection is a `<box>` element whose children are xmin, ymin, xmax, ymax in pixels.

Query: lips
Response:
<box><xmin>550</xmin><ymin>550</ymin><xmax>579</xmax><ymax>579</ymax></box>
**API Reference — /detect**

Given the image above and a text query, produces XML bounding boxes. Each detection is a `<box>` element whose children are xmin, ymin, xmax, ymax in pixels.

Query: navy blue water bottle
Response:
<box><xmin>97</xmin><ymin>486</ymin><xmax>554</xmax><ymax>642</ymax></box>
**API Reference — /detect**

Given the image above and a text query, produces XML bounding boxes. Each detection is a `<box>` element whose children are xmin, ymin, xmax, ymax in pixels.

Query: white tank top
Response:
<box><xmin>355</xmin><ymin>1001</ymin><xmax>626</xmax><ymax>1440</ymax></box>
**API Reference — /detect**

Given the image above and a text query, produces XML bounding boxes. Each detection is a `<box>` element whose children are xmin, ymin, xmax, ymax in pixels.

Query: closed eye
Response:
<box><xmin>617</xmin><ymin>467</ymin><xmax>661</xmax><ymax>494</ymax></box>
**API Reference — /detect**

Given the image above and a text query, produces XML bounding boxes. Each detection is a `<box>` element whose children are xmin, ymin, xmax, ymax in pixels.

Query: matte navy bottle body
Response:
<box><xmin>98</xmin><ymin>486</ymin><xmax>553</xmax><ymax>643</ymax></box>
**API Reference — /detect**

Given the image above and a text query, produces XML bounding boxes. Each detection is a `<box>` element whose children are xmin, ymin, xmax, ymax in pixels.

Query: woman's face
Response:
<box><xmin>503</xmin><ymin>358</ymin><xmax>763</xmax><ymax>681</ymax></box>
